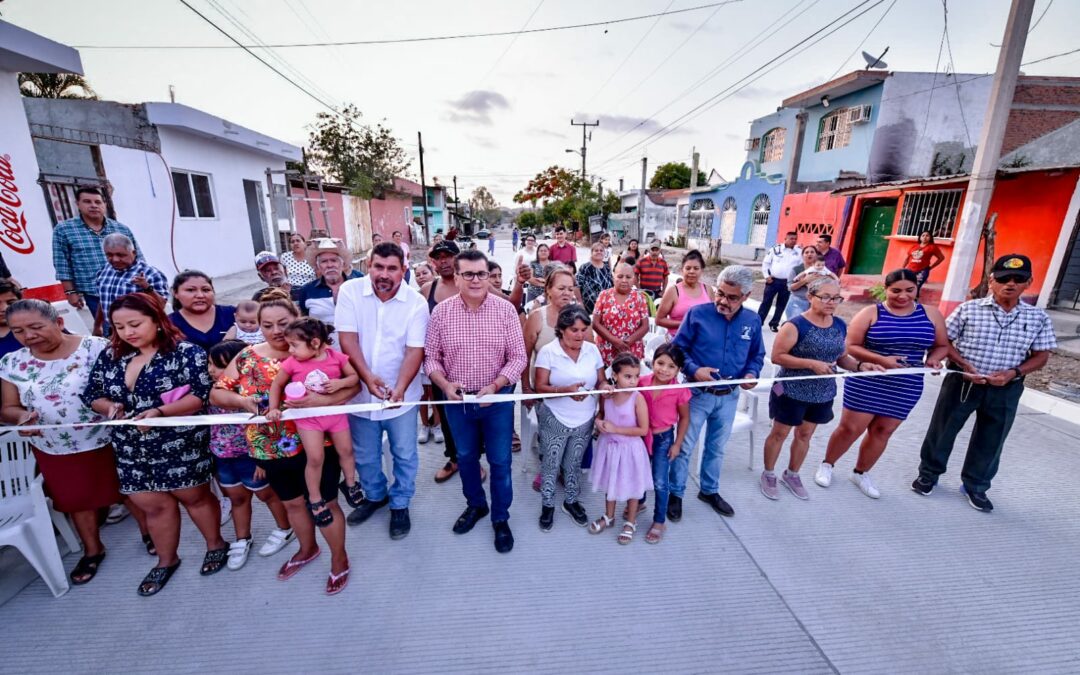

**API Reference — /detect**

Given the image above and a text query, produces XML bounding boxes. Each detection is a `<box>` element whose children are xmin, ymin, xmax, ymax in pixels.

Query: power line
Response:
<box><xmin>941</xmin><ymin>0</ymin><xmax>973</xmax><ymax>148</ymax></box>
<box><xmin>583</xmin><ymin>0</ymin><xmax>678</xmax><ymax>110</ymax></box>
<box><xmin>591</xmin><ymin>0</ymin><xmax>885</xmax><ymax>172</ymax></box>
<box><xmin>825</xmin><ymin>0</ymin><xmax>897</xmax><ymax>81</ymax></box>
<box><xmin>74</xmin><ymin>2</ymin><xmax>741</xmax><ymax>49</ymax></box>
<box><xmin>1022</xmin><ymin>45</ymin><xmax>1080</xmax><ymax>66</ymax></box>
<box><xmin>478</xmin><ymin>0</ymin><xmax>546</xmax><ymax>87</ymax></box>
<box><xmin>177</xmin><ymin>0</ymin><xmax>341</xmax><ymax>116</ymax></box>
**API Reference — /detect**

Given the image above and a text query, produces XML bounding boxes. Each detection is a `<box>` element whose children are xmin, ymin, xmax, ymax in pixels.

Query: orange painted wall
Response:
<box><xmin>877</xmin><ymin>186</ymin><xmax>966</xmax><ymax>283</ymax></box>
<box><xmin>778</xmin><ymin>191</ymin><xmax>849</xmax><ymax>248</ymax></box>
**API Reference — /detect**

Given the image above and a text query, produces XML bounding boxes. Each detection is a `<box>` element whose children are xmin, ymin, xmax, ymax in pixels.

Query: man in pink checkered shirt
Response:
<box><xmin>425</xmin><ymin>249</ymin><xmax>527</xmax><ymax>553</ymax></box>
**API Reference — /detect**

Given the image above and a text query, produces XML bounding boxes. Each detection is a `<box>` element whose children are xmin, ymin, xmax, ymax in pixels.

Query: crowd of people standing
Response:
<box><xmin>0</xmin><ymin>192</ymin><xmax>1058</xmax><ymax>599</ymax></box>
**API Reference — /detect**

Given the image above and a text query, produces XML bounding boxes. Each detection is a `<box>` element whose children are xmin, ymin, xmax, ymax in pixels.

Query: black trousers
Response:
<box><xmin>918</xmin><ymin>372</ymin><xmax>1024</xmax><ymax>493</ymax></box>
<box><xmin>431</xmin><ymin>386</ymin><xmax>458</xmax><ymax>463</ymax></box>
<box><xmin>758</xmin><ymin>278</ymin><xmax>790</xmax><ymax>328</ymax></box>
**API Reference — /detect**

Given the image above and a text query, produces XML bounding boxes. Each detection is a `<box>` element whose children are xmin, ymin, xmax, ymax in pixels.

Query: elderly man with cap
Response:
<box><xmin>252</xmin><ymin>251</ymin><xmax>297</xmax><ymax>301</ymax></box>
<box><xmin>912</xmin><ymin>254</ymin><xmax>1056</xmax><ymax>513</ymax></box>
<box><xmin>93</xmin><ymin>233</ymin><xmax>169</xmax><ymax>334</ymax></box>
<box><xmin>296</xmin><ymin>238</ymin><xmax>362</xmax><ymax>330</ymax></box>
<box><xmin>635</xmin><ymin>241</ymin><xmax>670</xmax><ymax>299</ymax></box>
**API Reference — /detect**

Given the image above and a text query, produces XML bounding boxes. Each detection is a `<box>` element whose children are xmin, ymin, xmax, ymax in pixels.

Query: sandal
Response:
<box><xmin>200</xmin><ymin>547</ymin><xmax>229</xmax><ymax>576</ymax></box>
<box><xmin>70</xmin><ymin>552</ymin><xmax>106</xmax><ymax>585</ymax></box>
<box><xmin>340</xmin><ymin>480</ymin><xmax>364</xmax><ymax>509</ymax></box>
<box><xmin>307</xmin><ymin>499</ymin><xmax>334</xmax><ymax>528</ymax></box>
<box><xmin>589</xmin><ymin>514</ymin><xmax>614</xmax><ymax>534</ymax></box>
<box><xmin>277</xmin><ymin>548</ymin><xmax>321</xmax><ymax>581</ymax></box>
<box><xmin>434</xmin><ymin>461</ymin><xmax>458</xmax><ymax>483</ymax></box>
<box><xmin>142</xmin><ymin>533</ymin><xmax>156</xmax><ymax>556</ymax></box>
<box><xmin>326</xmin><ymin>566</ymin><xmax>350</xmax><ymax>595</ymax></box>
<box><xmin>618</xmin><ymin>521</ymin><xmax>637</xmax><ymax>545</ymax></box>
<box><xmin>137</xmin><ymin>560</ymin><xmax>181</xmax><ymax>597</ymax></box>
<box><xmin>645</xmin><ymin>522</ymin><xmax>665</xmax><ymax>545</ymax></box>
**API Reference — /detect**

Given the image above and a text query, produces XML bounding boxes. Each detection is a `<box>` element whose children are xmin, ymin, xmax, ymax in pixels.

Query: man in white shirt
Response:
<box><xmin>336</xmin><ymin>241</ymin><xmax>429</xmax><ymax>540</ymax></box>
<box><xmin>758</xmin><ymin>231</ymin><xmax>802</xmax><ymax>332</ymax></box>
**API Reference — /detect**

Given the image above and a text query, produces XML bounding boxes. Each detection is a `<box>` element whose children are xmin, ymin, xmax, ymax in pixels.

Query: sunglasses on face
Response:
<box><xmin>994</xmin><ymin>274</ymin><xmax>1027</xmax><ymax>285</ymax></box>
<box><xmin>458</xmin><ymin>271</ymin><xmax>490</xmax><ymax>281</ymax></box>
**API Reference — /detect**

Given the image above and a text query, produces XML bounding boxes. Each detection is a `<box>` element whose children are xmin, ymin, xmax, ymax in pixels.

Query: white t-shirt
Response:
<box><xmin>534</xmin><ymin>339</ymin><xmax>604</xmax><ymax>428</ymax></box>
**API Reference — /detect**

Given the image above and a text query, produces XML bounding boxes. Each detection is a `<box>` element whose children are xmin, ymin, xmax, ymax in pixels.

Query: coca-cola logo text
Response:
<box><xmin>0</xmin><ymin>154</ymin><xmax>35</xmax><ymax>254</ymax></box>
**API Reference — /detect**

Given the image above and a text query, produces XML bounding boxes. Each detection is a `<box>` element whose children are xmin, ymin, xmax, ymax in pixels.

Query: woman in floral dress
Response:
<box><xmin>210</xmin><ymin>290</ymin><xmax>358</xmax><ymax>595</ymax></box>
<box><xmin>0</xmin><ymin>299</ymin><xmax>148</xmax><ymax>586</ymax></box>
<box><xmin>83</xmin><ymin>293</ymin><xmax>226</xmax><ymax>596</ymax></box>
<box><xmin>592</xmin><ymin>262</ymin><xmax>651</xmax><ymax>366</ymax></box>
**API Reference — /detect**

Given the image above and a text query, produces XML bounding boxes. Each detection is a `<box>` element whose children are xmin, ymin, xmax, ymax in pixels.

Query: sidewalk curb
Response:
<box><xmin>1020</xmin><ymin>386</ymin><xmax>1080</xmax><ymax>423</ymax></box>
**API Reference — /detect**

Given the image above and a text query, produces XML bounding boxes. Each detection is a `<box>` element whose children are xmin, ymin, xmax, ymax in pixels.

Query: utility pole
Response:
<box><xmin>570</xmin><ymin>118</ymin><xmax>600</xmax><ymax>185</ymax></box>
<box><xmin>418</xmin><ymin>131</ymin><xmax>431</xmax><ymax>244</ymax></box>
<box><xmin>939</xmin><ymin>0</ymin><xmax>1035</xmax><ymax>315</ymax></box>
<box><xmin>638</xmin><ymin>156</ymin><xmax>648</xmax><ymax>241</ymax></box>
<box><xmin>688</xmin><ymin>148</ymin><xmax>700</xmax><ymax>242</ymax></box>
<box><xmin>452</xmin><ymin>175</ymin><xmax>459</xmax><ymax>231</ymax></box>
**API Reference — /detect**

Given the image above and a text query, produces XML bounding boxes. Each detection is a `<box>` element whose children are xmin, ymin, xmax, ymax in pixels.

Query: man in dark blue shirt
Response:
<box><xmin>671</xmin><ymin>265</ymin><xmax>765</xmax><ymax>520</ymax></box>
<box><xmin>0</xmin><ymin>281</ymin><xmax>24</xmax><ymax>359</ymax></box>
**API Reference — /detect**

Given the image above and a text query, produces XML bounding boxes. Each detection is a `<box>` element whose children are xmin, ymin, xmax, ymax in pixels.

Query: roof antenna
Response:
<box><xmin>862</xmin><ymin>47</ymin><xmax>890</xmax><ymax>70</ymax></box>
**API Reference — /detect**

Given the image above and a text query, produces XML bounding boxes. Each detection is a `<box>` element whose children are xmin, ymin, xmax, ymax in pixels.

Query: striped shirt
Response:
<box><xmin>52</xmin><ymin>217</ymin><xmax>141</xmax><ymax>294</ymax></box>
<box><xmin>635</xmin><ymin>255</ymin><xmax>669</xmax><ymax>293</ymax></box>
<box><xmin>424</xmin><ymin>294</ymin><xmax>527</xmax><ymax>392</ymax></box>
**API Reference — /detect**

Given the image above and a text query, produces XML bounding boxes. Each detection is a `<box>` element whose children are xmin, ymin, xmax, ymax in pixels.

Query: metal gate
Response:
<box><xmin>1052</xmin><ymin>211</ymin><xmax>1080</xmax><ymax>308</ymax></box>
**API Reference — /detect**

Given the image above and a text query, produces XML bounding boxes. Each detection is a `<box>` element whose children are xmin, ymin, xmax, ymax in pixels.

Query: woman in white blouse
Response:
<box><xmin>279</xmin><ymin>232</ymin><xmax>316</xmax><ymax>287</ymax></box>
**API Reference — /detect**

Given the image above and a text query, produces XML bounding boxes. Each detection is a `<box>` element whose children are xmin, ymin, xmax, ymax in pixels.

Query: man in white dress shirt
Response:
<box><xmin>336</xmin><ymin>242</ymin><xmax>429</xmax><ymax>539</ymax></box>
<box><xmin>758</xmin><ymin>231</ymin><xmax>802</xmax><ymax>332</ymax></box>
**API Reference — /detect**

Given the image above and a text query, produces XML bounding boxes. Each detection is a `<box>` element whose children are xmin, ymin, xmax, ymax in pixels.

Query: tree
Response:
<box><xmin>516</xmin><ymin>211</ymin><xmax>539</xmax><ymax>230</ymax></box>
<box><xmin>18</xmin><ymin>73</ymin><xmax>98</xmax><ymax>99</ymax></box>
<box><xmin>648</xmin><ymin>161</ymin><xmax>709</xmax><ymax>190</ymax></box>
<box><xmin>305</xmin><ymin>103</ymin><xmax>410</xmax><ymax>199</ymax></box>
<box><xmin>512</xmin><ymin>166</ymin><xmax>586</xmax><ymax>205</ymax></box>
<box><xmin>469</xmin><ymin>186</ymin><xmax>500</xmax><ymax>226</ymax></box>
<box><xmin>601</xmin><ymin>191</ymin><xmax>621</xmax><ymax>216</ymax></box>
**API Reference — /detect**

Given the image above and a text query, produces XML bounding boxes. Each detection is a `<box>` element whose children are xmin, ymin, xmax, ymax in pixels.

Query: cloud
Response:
<box><xmin>529</xmin><ymin>128</ymin><xmax>569</xmax><ymax>140</ymax></box>
<box><xmin>669</xmin><ymin>20</ymin><xmax>724</xmax><ymax>34</ymax></box>
<box><xmin>445</xmin><ymin>90</ymin><xmax>510</xmax><ymax>125</ymax></box>
<box><xmin>466</xmin><ymin>135</ymin><xmax>498</xmax><ymax>150</ymax></box>
<box><xmin>574</xmin><ymin>112</ymin><xmax>692</xmax><ymax>136</ymax></box>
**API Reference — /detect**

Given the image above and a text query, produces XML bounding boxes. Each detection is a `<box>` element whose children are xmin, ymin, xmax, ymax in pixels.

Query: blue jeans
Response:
<box><xmin>84</xmin><ymin>294</ymin><xmax>101</xmax><ymax>320</ymax></box>
<box><xmin>442</xmin><ymin>387</ymin><xmax>514</xmax><ymax>523</ymax></box>
<box><xmin>670</xmin><ymin>389</ymin><xmax>739</xmax><ymax>497</ymax></box>
<box><xmin>650</xmin><ymin>428</ymin><xmax>675</xmax><ymax>524</ymax></box>
<box><xmin>349</xmin><ymin>409</ymin><xmax>419</xmax><ymax>510</ymax></box>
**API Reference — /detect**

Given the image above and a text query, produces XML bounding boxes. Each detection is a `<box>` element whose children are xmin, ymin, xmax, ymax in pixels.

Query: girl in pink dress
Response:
<box><xmin>267</xmin><ymin>318</ymin><xmax>362</xmax><ymax>527</ymax></box>
<box><xmin>589</xmin><ymin>353</ymin><xmax>653</xmax><ymax>544</ymax></box>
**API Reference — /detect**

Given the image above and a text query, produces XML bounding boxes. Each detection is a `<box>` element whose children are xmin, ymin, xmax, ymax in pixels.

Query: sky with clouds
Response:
<box><xmin>6</xmin><ymin>0</ymin><xmax>1079</xmax><ymax>202</ymax></box>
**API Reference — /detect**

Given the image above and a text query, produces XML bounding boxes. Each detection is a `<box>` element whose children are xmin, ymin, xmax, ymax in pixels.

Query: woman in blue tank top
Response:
<box><xmin>761</xmin><ymin>278</ymin><xmax>880</xmax><ymax>502</ymax></box>
<box><xmin>817</xmin><ymin>269</ymin><xmax>949</xmax><ymax>499</ymax></box>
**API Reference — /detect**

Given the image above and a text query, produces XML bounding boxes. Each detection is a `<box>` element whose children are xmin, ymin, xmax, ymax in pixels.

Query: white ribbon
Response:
<box><xmin>3</xmin><ymin>367</ymin><xmax>936</xmax><ymax>433</ymax></box>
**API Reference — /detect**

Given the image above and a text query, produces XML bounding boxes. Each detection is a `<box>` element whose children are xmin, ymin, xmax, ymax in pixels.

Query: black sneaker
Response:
<box><xmin>910</xmin><ymin>476</ymin><xmax>935</xmax><ymax>496</ymax></box>
<box><xmin>697</xmin><ymin>491</ymin><xmax>735</xmax><ymax>517</ymax></box>
<box><xmin>345</xmin><ymin>496</ymin><xmax>389</xmax><ymax>526</ymax></box>
<box><xmin>667</xmin><ymin>495</ymin><xmax>683</xmax><ymax>522</ymax></box>
<box><xmin>452</xmin><ymin>504</ymin><xmax>490</xmax><ymax>534</ymax></box>
<box><xmin>561</xmin><ymin>501</ymin><xmax>588</xmax><ymax>526</ymax></box>
<box><xmin>389</xmin><ymin>508</ymin><xmax>411</xmax><ymax>540</ymax></box>
<box><xmin>539</xmin><ymin>506</ymin><xmax>555</xmax><ymax>531</ymax></box>
<box><xmin>963</xmin><ymin>486</ymin><xmax>994</xmax><ymax>512</ymax></box>
<box><xmin>493</xmin><ymin>520</ymin><xmax>514</xmax><ymax>553</ymax></box>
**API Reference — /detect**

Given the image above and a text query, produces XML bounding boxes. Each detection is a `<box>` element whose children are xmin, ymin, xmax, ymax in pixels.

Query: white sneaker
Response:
<box><xmin>850</xmin><ymin>471</ymin><xmax>881</xmax><ymax>499</ymax></box>
<box><xmin>418</xmin><ymin>424</ymin><xmax>431</xmax><ymax>444</ymax></box>
<box><xmin>227</xmin><ymin>538</ymin><xmax>252</xmax><ymax>570</ymax></box>
<box><xmin>105</xmin><ymin>503</ymin><xmax>130</xmax><ymax>525</ymax></box>
<box><xmin>814</xmin><ymin>462</ymin><xmax>833</xmax><ymax>488</ymax></box>
<box><xmin>432</xmin><ymin>425</ymin><xmax>444</xmax><ymax>444</ymax></box>
<box><xmin>219</xmin><ymin>497</ymin><xmax>233</xmax><ymax>526</ymax></box>
<box><xmin>258</xmin><ymin>527</ymin><xmax>295</xmax><ymax>557</ymax></box>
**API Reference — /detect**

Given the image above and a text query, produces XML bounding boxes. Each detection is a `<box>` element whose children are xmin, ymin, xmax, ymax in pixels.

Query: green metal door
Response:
<box><xmin>850</xmin><ymin>205</ymin><xmax>895</xmax><ymax>275</ymax></box>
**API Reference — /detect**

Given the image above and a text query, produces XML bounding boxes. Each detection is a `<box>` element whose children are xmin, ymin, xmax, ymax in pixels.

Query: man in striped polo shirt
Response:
<box><xmin>635</xmin><ymin>242</ymin><xmax>670</xmax><ymax>299</ymax></box>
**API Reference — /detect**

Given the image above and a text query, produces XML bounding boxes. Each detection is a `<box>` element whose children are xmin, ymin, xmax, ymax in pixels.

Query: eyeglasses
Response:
<box><xmin>458</xmin><ymin>271</ymin><xmax>490</xmax><ymax>281</ymax></box>
<box><xmin>994</xmin><ymin>274</ymin><xmax>1027</xmax><ymax>285</ymax></box>
<box><xmin>716</xmin><ymin>292</ymin><xmax>745</xmax><ymax>303</ymax></box>
<box><xmin>811</xmin><ymin>293</ymin><xmax>845</xmax><ymax>304</ymax></box>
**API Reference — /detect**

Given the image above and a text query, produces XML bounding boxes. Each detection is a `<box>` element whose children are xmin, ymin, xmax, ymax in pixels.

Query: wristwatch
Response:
<box><xmin>1012</xmin><ymin>367</ymin><xmax>1023</xmax><ymax>380</ymax></box>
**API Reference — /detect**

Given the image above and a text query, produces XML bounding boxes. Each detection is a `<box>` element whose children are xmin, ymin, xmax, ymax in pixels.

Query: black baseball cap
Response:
<box><xmin>430</xmin><ymin>240</ymin><xmax>460</xmax><ymax>257</ymax></box>
<box><xmin>991</xmin><ymin>254</ymin><xmax>1032</xmax><ymax>281</ymax></box>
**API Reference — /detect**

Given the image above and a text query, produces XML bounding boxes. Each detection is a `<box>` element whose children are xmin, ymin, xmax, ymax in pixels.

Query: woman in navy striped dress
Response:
<box><xmin>816</xmin><ymin>269</ymin><xmax>950</xmax><ymax>498</ymax></box>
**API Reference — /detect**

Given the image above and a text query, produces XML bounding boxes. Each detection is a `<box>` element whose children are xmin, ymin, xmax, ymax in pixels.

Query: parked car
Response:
<box><xmin>476</xmin><ymin>229</ymin><xmax>491</xmax><ymax>239</ymax></box>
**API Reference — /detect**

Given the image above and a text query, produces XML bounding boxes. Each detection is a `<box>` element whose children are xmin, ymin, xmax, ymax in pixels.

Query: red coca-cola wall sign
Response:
<box><xmin>0</xmin><ymin>154</ymin><xmax>35</xmax><ymax>254</ymax></box>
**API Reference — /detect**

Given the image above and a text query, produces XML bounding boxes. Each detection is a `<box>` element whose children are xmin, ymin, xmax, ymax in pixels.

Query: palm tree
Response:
<box><xmin>18</xmin><ymin>73</ymin><xmax>99</xmax><ymax>100</ymax></box>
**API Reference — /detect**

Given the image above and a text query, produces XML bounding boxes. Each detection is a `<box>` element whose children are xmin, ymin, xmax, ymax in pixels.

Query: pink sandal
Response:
<box><xmin>326</xmin><ymin>567</ymin><xmax>350</xmax><ymax>595</ymax></box>
<box><xmin>276</xmin><ymin>548</ymin><xmax>321</xmax><ymax>581</ymax></box>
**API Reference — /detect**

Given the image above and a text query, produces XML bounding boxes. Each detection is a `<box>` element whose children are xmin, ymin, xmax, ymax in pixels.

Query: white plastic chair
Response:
<box><xmin>0</xmin><ymin>435</ymin><xmax>70</xmax><ymax>597</ymax></box>
<box><xmin>51</xmin><ymin>301</ymin><xmax>91</xmax><ymax>336</ymax></box>
<box><xmin>518</xmin><ymin>405</ymin><xmax>538</xmax><ymax>472</ymax></box>
<box><xmin>690</xmin><ymin>387</ymin><xmax>761</xmax><ymax>481</ymax></box>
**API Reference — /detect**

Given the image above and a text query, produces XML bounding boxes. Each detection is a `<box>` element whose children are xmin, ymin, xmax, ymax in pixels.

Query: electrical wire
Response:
<box><xmin>942</xmin><ymin>0</ymin><xmax>973</xmax><ymax>147</ymax></box>
<box><xmin>583</xmin><ymin>0</ymin><xmax>678</xmax><ymax>109</ymax></box>
<box><xmin>825</xmin><ymin>0</ymin><xmax>897</xmax><ymax>81</ymax></box>
<box><xmin>477</xmin><ymin>0</ymin><xmax>546</xmax><ymax>87</ymax></box>
<box><xmin>74</xmin><ymin>2</ymin><xmax>742</xmax><ymax>49</ymax></box>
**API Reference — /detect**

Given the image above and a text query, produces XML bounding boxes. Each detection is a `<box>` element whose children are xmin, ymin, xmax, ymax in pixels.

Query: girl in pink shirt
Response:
<box><xmin>639</xmin><ymin>343</ymin><xmax>691</xmax><ymax>544</ymax></box>
<box><xmin>267</xmin><ymin>318</ymin><xmax>362</xmax><ymax>527</ymax></box>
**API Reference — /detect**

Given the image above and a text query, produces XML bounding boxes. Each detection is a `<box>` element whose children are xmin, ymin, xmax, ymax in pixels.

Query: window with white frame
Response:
<box><xmin>815</xmin><ymin>108</ymin><xmax>858</xmax><ymax>152</ymax></box>
<box><xmin>761</xmin><ymin>127</ymin><xmax>786</xmax><ymax>163</ymax></box>
<box><xmin>896</xmin><ymin>189</ymin><xmax>963</xmax><ymax>239</ymax></box>
<box><xmin>172</xmin><ymin>170</ymin><xmax>216</xmax><ymax>219</ymax></box>
<box><xmin>688</xmin><ymin>199</ymin><xmax>715</xmax><ymax>239</ymax></box>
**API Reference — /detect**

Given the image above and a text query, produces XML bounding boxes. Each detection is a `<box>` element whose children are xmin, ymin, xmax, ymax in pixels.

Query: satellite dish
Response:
<box><xmin>862</xmin><ymin>48</ymin><xmax>889</xmax><ymax>69</ymax></box>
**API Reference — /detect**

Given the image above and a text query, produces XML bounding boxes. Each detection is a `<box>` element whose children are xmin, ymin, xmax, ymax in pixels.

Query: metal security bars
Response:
<box><xmin>761</xmin><ymin>128</ymin><xmax>786</xmax><ymax>163</ymax></box>
<box><xmin>896</xmin><ymin>189</ymin><xmax>963</xmax><ymax>239</ymax></box>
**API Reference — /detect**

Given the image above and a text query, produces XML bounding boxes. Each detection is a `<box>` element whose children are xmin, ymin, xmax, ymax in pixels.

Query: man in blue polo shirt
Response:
<box><xmin>671</xmin><ymin>265</ymin><xmax>765</xmax><ymax>520</ymax></box>
<box><xmin>297</xmin><ymin>238</ymin><xmax>362</xmax><ymax>334</ymax></box>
